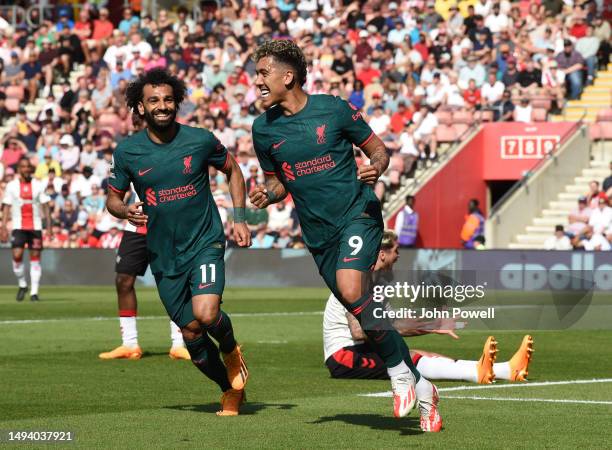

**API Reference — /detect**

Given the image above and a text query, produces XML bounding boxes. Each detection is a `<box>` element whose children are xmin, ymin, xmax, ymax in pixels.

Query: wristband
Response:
<box><xmin>266</xmin><ymin>190</ymin><xmax>278</xmax><ymax>203</ymax></box>
<box><xmin>234</xmin><ymin>207</ymin><xmax>246</xmax><ymax>223</ymax></box>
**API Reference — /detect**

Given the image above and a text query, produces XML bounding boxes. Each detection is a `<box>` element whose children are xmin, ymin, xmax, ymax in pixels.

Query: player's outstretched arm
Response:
<box><xmin>220</xmin><ymin>154</ymin><xmax>252</xmax><ymax>247</ymax></box>
<box><xmin>106</xmin><ymin>189</ymin><xmax>147</xmax><ymax>227</ymax></box>
<box><xmin>0</xmin><ymin>204</ymin><xmax>9</xmax><ymax>242</ymax></box>
<box><xmin>249</xmin><ymin>172</ymin><xmax>287</xmax><ymax>209</ymax></box>
<box><xmin>358</xmin><ymin>134</ymin><xmax>389</xmax><ymax>185</ymax></box>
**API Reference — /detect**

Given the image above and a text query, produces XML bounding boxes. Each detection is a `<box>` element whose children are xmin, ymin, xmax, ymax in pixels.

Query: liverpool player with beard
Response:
<box><xmin>1</xmin><ymin>157</ymin><xmax>52</xmax><ymax>302</ymax></box>
<box><xmin>106</xmin><ymin>68</ymin><xmax>251</xmax><ymax>416</ymax></box>
<box><xmin>249</xmin><ymin>40</ymin><xmax>441</xmax><ymax>432</ymax></box>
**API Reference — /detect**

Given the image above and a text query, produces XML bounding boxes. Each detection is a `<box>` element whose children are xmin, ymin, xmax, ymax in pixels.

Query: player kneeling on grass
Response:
<box><xmin>323</xmin><ymin>231</ymin><xmax>535</xmax><ymax>383</ymax></box>
<box><xmin>99</xmin><ymin>188</ymin><xmax>190</xmax><ymax>361</ymax></box>
<box><xmin>106</xmin><ymin>69</ymin><xmax>251</xmax><ymax>416</ymax></box>
<box><xmin>249</xmin><ymin>40</ymin><xmax>441</xmax><ymax>432</ymax></box>
<box><xmin>1</xmin><ymin>157</ymin><xmax>52</xmax><ymax>302</ymax></box>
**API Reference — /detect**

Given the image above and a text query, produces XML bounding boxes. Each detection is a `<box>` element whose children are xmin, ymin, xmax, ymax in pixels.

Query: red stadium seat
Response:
<box><xmin>475</xmin><ymin>110</ymin><xmax>493</xmax><ymax>122</ymax></box>
<box><xmin>600</xmin><ymin>122</ymin><xmax>612</xmax><ymax>140</ymax></box>
<box><xmin>452</xmin><ymin>123</ymin><xmax>469</xmax><ymax>137</ymax></box>
<box><xmin>98</xmin><ymin>113</ymin><xmax>120</xmax><ymax>132</ymax></box>
<box><xmin>435</xmin><ymin>110</ymin><xmax>452</xmax><ymax>125</ymax></box>
<box><xmin>5</xmin><ymin>85</ymin><xmax>24</xmax><ymax>100</ymax></box>
<box><xmin>533</xmin><ymin>108</ymin><xmax>548</xmax><ymax>122</ymax></box>
<box><xmin>531</xmin><ymin>99</ymin><xmax>552</xmax><ymax>110</ymax></box>
<box><xmin>5</xmin><ymin>97</ymin><xmax>20</xmax><ymax>113</ymax></box>
<box><xmin>452</xmin><ymin>110</ymin><xmax>473</xmax><ymax>124</ymax></box>
<box><xmin>596</xmin><ymin>109</ymin><xmax>612</xmax><ymax>123</ymax></box>
<box><xmin>590</xmin><ymin>123</ymin><xmax>602</xmax><ymax>141</ymax></box>
<box><xmin>435</xmin><ymin>124</ymin><xmax>458</xmax><ymax>142</ymax></box>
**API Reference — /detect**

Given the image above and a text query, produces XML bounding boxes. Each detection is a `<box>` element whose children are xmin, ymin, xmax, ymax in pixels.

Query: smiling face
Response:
<box><xmin>138</xmin><ymin>84</ymin><xmax>177</xmax><ymax>132</ymax></box>
<box><xmin>254</xmin><ymin>55</ymin><xmax>294</xmax><ymax>110</ymax></box>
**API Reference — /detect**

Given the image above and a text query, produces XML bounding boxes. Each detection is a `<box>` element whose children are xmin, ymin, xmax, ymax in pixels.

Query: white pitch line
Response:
<box><xmin>0</xmin><ymin>311</ymin><xmax>323</xmax><ymax>325</ymax></box>
<box><xmin>360</xmin><ymin>378</ymin><xmax>612</xmax><ymax>397</ymax></box>
<box><xmin>441</xmin><ymin>395</ymin><xmax>612</xmax><ymax>406</ymax></box>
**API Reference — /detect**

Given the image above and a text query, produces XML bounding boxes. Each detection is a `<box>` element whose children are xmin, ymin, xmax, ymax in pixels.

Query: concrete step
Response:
<box><xmin>515</xmin><ymin>234</ymin><xmax>547</xmax><ymax>245</ymax></box>
<box><xmin>582</xmin><ymin>168</ymin><xmax>609</xmax><ymax>177</ymax></box>
<box><xmin>526</xmin><ymin>225</ymin><xmax>557</xmax><ymax>234</ymax></box>
<box><xmin>533</xmin><ymin>217</ymin><xmax>568</xmax><ymax>226</ymax></box>
<box><xmin>589</xmin><ymin>160</ymin><xmax>610</xmax><ymax>168</ymax></box>
<box><xmin>567</xmin><ymin>101</ymin><xmax>611</xmax><ymax>107</ymax></box>
<box><xmin>558</xmin><ymin>192</ymin><xmax>581</xmax><ymax>201</ymax></box>
<box><xmin>545</xmin><ymin>203</ymin><xmax>575</xmax><ymax>212</ymax></box>
<box><xmin>508</xmin><ymin>242</ymin><xmax>546</xmax><ymax>250</ymax></box>
<box><xmin>565</xmin><ymin>184</ymin><xmax>590</xmax><ymax>193</ymax></box>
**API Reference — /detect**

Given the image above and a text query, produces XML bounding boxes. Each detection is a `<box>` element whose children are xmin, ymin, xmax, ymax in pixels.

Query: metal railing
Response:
<box><xmin>383</xmin><ymin>120</ymin><xmax>482</xmax><ymax>219</ymax></box>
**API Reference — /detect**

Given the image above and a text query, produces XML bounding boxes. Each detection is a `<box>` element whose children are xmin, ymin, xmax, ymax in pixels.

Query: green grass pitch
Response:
<box><xmin>1</xmin><ymin>286</ymin><xmax>612</xmax><ymax>449</ymax></box>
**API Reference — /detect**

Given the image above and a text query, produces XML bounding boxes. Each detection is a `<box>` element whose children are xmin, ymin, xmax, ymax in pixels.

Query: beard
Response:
<box><xmin>142</xmin><ymin>107</ymin><xmax>177</xmax><ymax>133</ymax></box>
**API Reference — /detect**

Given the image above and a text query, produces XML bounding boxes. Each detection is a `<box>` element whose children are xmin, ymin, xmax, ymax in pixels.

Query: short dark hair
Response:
<box><xmin>125</xmin><ymin>68</ymin><xmax>187</xmax><ymax>116</ymax></box>
<box><xmin>555</xmin><ymin>225</ymin><xmax>565</xmax><ymax>232</ymax></box>
<box><xmin>252</xmin><ymin>39</ymin><xmax>308</xmax><ymax>86</ymax></box>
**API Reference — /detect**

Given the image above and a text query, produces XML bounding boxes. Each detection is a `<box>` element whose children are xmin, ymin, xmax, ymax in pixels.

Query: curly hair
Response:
<box><xmin>252</xmin><ymin>39</ymin><xmax>308</xmax><ymax>86</ymax></box>
<box><xmin>125</xmin><ymin>68</ymin><xmax>187</xmax><ymax>115</ymax></box>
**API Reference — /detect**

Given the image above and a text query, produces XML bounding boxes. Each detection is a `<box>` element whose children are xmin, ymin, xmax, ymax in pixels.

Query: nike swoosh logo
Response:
<box><xmin>138</xmin><ymin>168</ymin><xmax>153</xmax><ymax>176</ymax></box>
<box><xmin>343</xmin><ymin>257</ymin><xmax>360</xmax><ymax>263</ymax></box>
<box><xmin>198</xmin><ymin>283</ymin><xmax>213</xmax><ymax>289</ymax></box>
<box><xmin>272</xmin><ymin>139</ymin><xmax>286</xmax><ymax>150</ymax></box>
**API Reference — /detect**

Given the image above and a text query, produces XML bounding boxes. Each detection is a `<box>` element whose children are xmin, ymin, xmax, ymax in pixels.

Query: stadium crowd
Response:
<box><xmin>0</xmin><ymin>0</ymin><xmax>610</xmax><ymax>248</ymax></box>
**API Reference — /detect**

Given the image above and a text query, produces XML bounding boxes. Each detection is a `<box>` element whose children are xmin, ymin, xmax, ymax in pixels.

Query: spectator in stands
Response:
<box><xmin>2</xmin><ymin>52</ymin><xmax>23</xmax><ymax>87</ymax></box>
<box><xmin>593</xmin><ymin>16</ymin><xmax>610</xmax><ymax>70</ymax></box>
<box><xmin>556</xmin><ymin>39</ymin><xmax>585</xmax><ymax>100</ymax></box>
<box><xmin>21</xmin><ymin>52</ymin><xmax>42</xmax><ymax>104</ymax></box>
<box><xmin>501</xmin><ymin>58</ymin><xmax>519</xmax><ymax>90</ymax></box>
<box><xmin>586</xmin><ymin>180</ymin><xmax>601</xmax><ymax>208</ymax></box>
<box><xmin>514</xmin><ymin>98</ymin><xmax>534</xmax><ymax>123</ymax></box>
<box><xmin>97</xmin><ymin>226</ymin><xmax>123</xmax><ymax>249</ymax></box>
<box><xmin>251</xmin><ymin>223</ymin><xmax>275</xmax><ymax>249</ymax></box>
<box><xmin>394</xmin><ymin>195</ymin><xmax>418</xmax><ymax>248</ymax></box>
<box><xmin>541</xmin><ymin>61</ymin><xmax>565</xmax><ymax>114</ymax></box>
<box><xmin>575</xmin><ymin>226</ymin><xmax>611</xmax><ymax>251</ymax></box>
<box><xmin>588</xmin><ymin>194</ymin><xmax>612</xmax><ymax>235</ymax></box>
<box><xmin>463</xmin><ymin>79</ymin><xmax>482</xmax><ymax>111</ymax></box>
<box><xmin>481</xmin><ymin>71</ymin><xmax>505</xmax><ymax>108</ymax></box>
<box><xmin>544</xmin><ymin>225</ymin><xmax>573</xmax><ymax>250</ymax></box>
<box><xmin>461</xmin><ymin>199</ymin><xmax>485</xmax><ymax>249</ymax></box>
<box><xmin>576</xmin><ymin>26</ymin><xmax>601</xmax><ymax>85</ymax></box>
<box><xmin>413</xmin><ymin>103</ymin><xmax>439</xmax><ymax>161</ymax></box>
<box><xmin>76</xmin><ymin>226</ymin><xmax>99</xmax><ymax>248</ymax></box>
<box><xmin>517</xmin><ymin>60</ymin><xmax>542</xmax><ymax>97</ymax></box>
<box><xmin>398</xmin><ymin>121</ymin><xmax>419</xmax><ymax>176</ymax></box>
<box><xmin>568</xmin><ymin>196</ymin><xmax>592</xmax><ymax>237</ymax></box>
<box><xmin>603</xmin><ymin>162</ymin><xmax>612</xmax><ymax>198</ymax></box>
<box><xmin>58</xmin><ymin>134</ymin><xmax>79</xmax><ymax>172</ymax></box>
<box><xmin>59</xmin><ymin>199</ymin><xmax>86</xmax><ymax>232</ymax></box>
<box><xmin>267</xmin><ymin>201</ymin><xmax>293</xmax><ymax>235</ymax></box>
<box><xmin>1</xmin><ymin>135</ymin><xmax>27</xmax><ymax>170</ymax></box>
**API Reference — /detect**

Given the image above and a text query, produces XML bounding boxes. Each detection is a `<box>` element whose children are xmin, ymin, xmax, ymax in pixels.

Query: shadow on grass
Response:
<box><xmin>165</xmin><ymin>402</ymin><xmax>297</xmax><ymax>415</ymax></box>
<box><xmin>310</xmin><ymin>413</ymin><xmax>422</xmax><ymax>435</ymax></box>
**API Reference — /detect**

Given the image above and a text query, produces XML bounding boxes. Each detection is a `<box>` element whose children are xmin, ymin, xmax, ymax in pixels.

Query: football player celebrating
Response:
<box><xmin>249</xmin><ymin>40</ymin><xmax>441</xmax><ymax>432</ymax></box>
<box><xmin>323</xmin><ymin>231</ymin><xmax>534</xmax><ymax>383</ymax></box>
<box><xmin>1</xmin><ymin>157</ymin><xmax>52</xmax><ymax>302</ymax></box>
<box><xmin>99</xmin><ymin>188</ymin><xmax>191</xmax><ymax>361</ymax></box>
<box><xmin>106</xmin><ymin>68</ymin><xmax>250</xmax><ymax>416</ymax></box>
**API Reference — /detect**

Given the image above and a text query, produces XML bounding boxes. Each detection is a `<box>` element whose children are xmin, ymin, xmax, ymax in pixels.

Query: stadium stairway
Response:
<box><xmin>382</xmin><ymin>133</ymin><xmax>478</xmax><ymax>218</ymax></box>
<box><xmin>508</xmin><ymin>159</ymin><xmax>610</xmax><ymax>249</ymax></box>
<box><xmin>551</xmin><ymin>63</ymin><xmax>612</xmax><ymax>123</ymax></box>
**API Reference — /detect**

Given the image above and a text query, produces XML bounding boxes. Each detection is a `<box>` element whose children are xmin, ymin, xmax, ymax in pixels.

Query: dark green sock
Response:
<box><xmin>185</xmin><ymin>334</ymin><xmax>231</xmax><ymax>392</ymax></box>
<box><xmin>204</xmin><ymin>310</ymin><xmax>237</xmax><ymax>354</ymax></box>
<box><xmin>345</xmin><ymin>293</ymin><xmax>421</xmax><ymax>381</ymax></box>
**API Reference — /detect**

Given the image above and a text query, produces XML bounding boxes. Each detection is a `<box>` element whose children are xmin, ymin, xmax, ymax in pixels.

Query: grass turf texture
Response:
<box><xmin>1</xmin><ymin>286</ymin><xmax>611</xmax><ymax>449</ymax></box>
